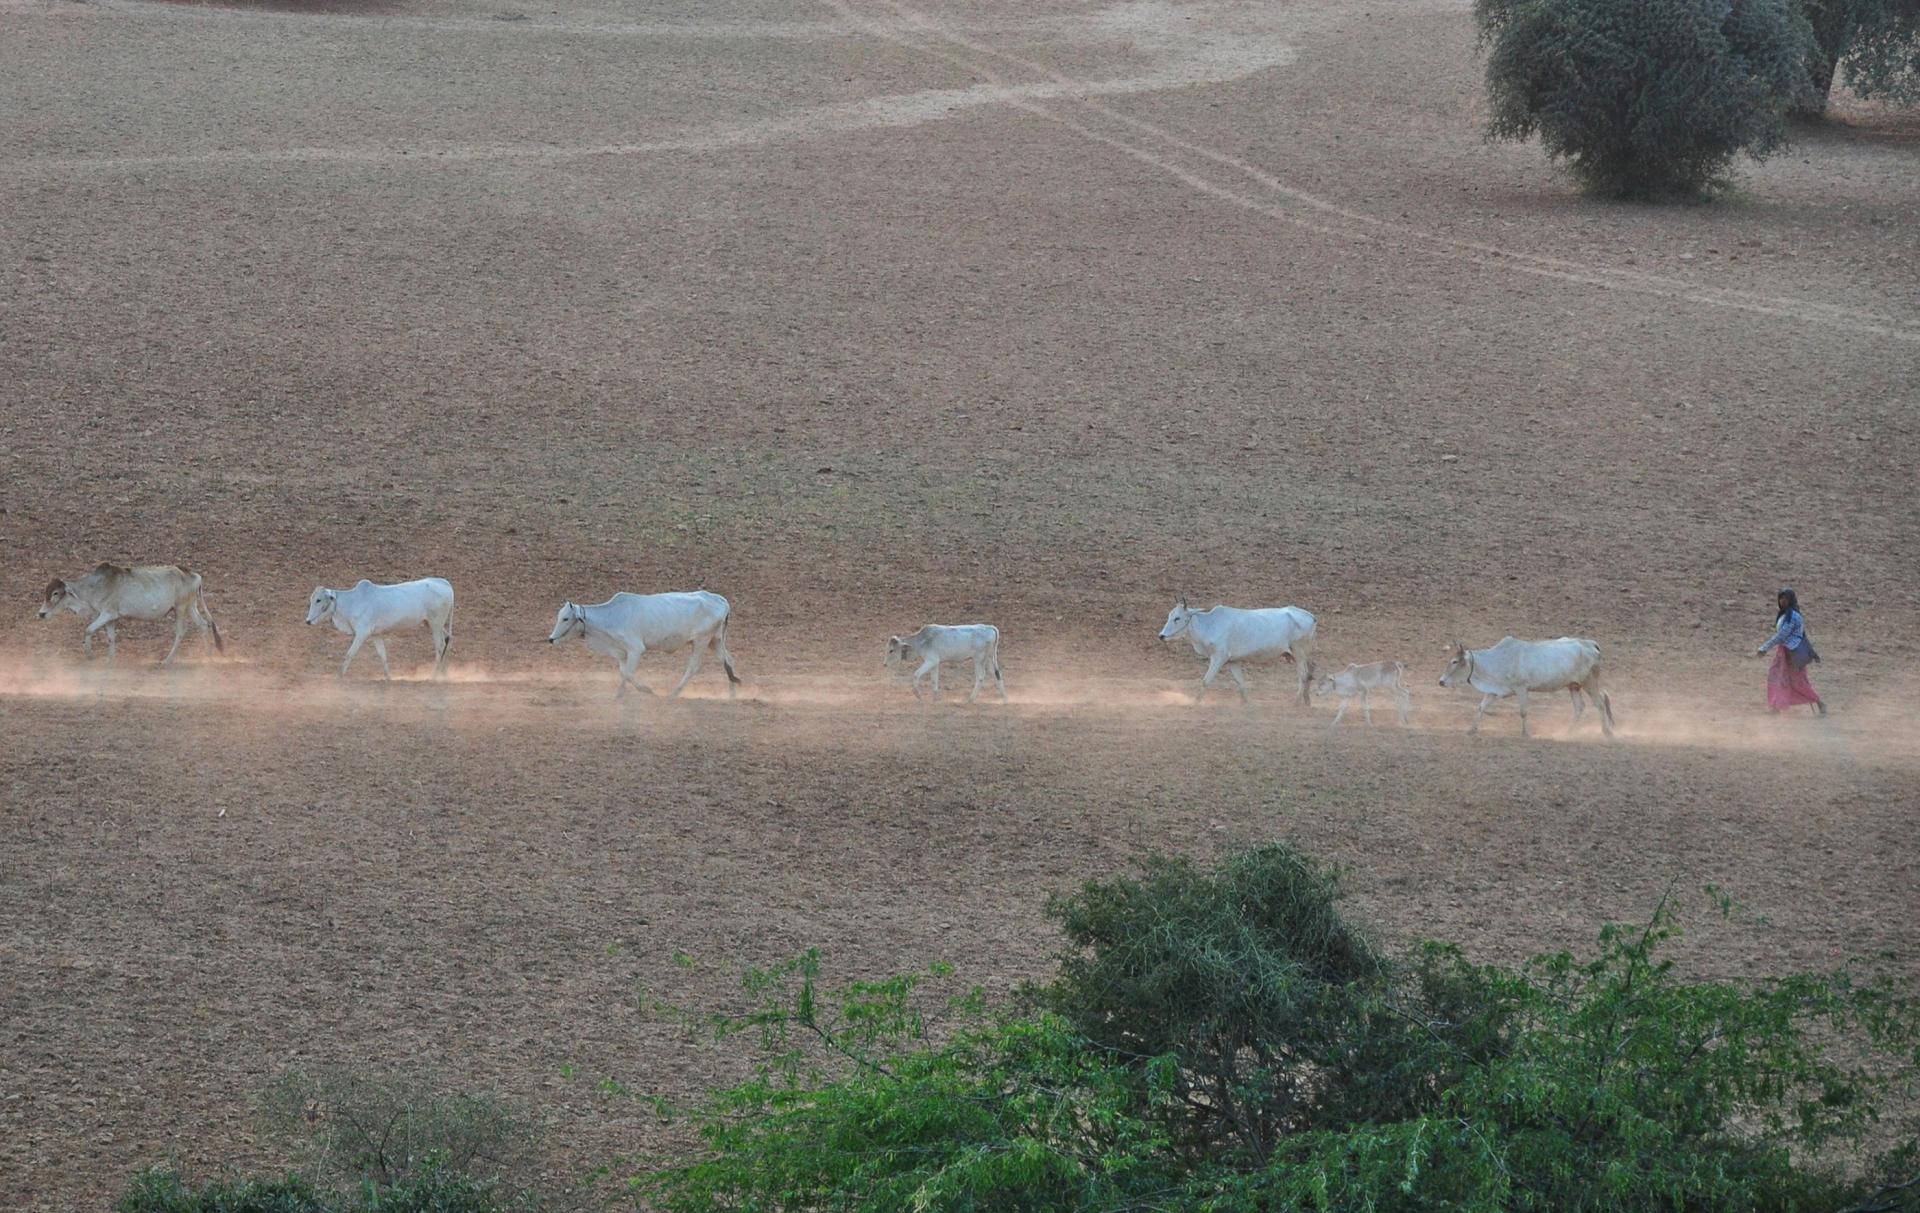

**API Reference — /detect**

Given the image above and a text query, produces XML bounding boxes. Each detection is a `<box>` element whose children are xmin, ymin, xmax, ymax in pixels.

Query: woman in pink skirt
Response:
<box><xmin>1754</xmin><ymin>588</ymin><xmax>1825</xmax><ymax>716</ymax></box>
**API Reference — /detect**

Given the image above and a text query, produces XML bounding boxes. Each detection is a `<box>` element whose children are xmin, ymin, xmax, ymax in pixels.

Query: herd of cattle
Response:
<box><xmin>34</xmin><ymin>563</ymin><xmax>1617</xmax><ymax>736</ymax></box>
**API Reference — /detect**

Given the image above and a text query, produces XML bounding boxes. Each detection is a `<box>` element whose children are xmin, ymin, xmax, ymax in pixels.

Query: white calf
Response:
<box><xmin>548</xmin><ymin>591</ymin><xmax>739</xmax><ymax>699</ymax></box>
<box><xmin>1316</xmin><ymin>661</ymin><xmax>1412</xmax><ymax>727</ymax></box>
<box><xmin>305</xmin><ymin>578</ymin><xmax>454</xmax><ymax>679</ymax></box>
<box><xmin>39</xmin><ymin>563</ymin><xmax>223</xmax><ymax>664</ymax></box>
<box><xmin>885</xmin><ymin>624</ymin><xmax>1006</xmax><ymax>703</ymax></box>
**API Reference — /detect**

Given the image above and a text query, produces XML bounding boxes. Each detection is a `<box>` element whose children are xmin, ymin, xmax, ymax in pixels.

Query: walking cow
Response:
<box><xmin>1438</xmin><ymin>636</ymin><xmax>1614</xmax><ymax>737</ymax></box>
<box><xmin>306</xmin><ymin>578</ymin><xmax>455</xmax><ymax>680</ymax></box>
<box><xmin>1158</xmin><ymin>598</ymin><xmax>1317</xmax><ymax>705</ymax></box>
<box><xmin>38</xmin><ymin>562</ymin><xmax>223</xmax><ymax>664</ymax></box>
<box><xmin>547</xmin><ymin>591</ymin><xmax>740</xmax><ymax>699</ymax></box>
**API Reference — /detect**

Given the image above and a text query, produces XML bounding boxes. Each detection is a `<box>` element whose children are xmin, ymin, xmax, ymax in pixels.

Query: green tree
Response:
<box><xmin>1801</xmin><ymin>0</ymin><xmax>1920</xmax><ymax>109</ymax></box>
<box><xmin>1476</xmin><ymin>0</ymin><xmax>1819</xmax><ymax>197</ymax></box>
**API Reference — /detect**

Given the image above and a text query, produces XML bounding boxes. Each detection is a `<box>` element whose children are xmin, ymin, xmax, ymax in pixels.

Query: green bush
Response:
<box><xmin>1033</xmin><ymin>845</ymin><xmax>1394</xmax><ymax>1162</ymax></box>
<box><xmin>260</xmin><ymin>1069</ymin><xmax>535</xmax><ymax>1192</ymax></box>
<box><xmin>1476</xmin><ymin>0</ymin><xmax>1819</xmax><ymax>196</ymax></box>
<box><xmin>117</xmin><ymin>1168</ymin><xmax>519</xmax><ymax>1213</ymax></box>
<box><xmin>636</xmin><ymin>844</ymin><xmax>1920</xmax><ymax>1213</ymax></box>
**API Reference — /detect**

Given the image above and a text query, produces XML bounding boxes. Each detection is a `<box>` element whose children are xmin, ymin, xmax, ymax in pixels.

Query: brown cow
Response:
<box><xmin>39</xmin><ymin>563</ymin><xmax>223</xmax><ymax>664</ymax></box>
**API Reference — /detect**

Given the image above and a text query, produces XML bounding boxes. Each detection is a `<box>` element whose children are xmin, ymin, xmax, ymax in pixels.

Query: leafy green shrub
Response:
<box><xmin>118</xmin><ymin>1167</ymin><xmax>519</xmax><ymax>1213</ymax></box>
<box><xmin>260</xmin><ymin>1069</ymin><xmax>535</xmax><ymax>1191</ymax></box>
<box><xmin>1034</xmin><ymin>844</ymin><xmax>1395</xmax><ymax>1161</ymax></box>
<box><xmin>118</xmin><ymin>1170</ymin><xmax>329</xmax><ymax>1213</ymax></box>
<box><xmin>636</xmin><ymin>844</ymin><xmax>1920</xmax><ymax>1213</ymax></box>
<box><xmin>1476</xmin><ymin>0</ymin><xmax>1819</xmax><ymax>196</ymax></box>
<box><xmin>632</xmin><ymin>955</ymin><xmax>1178</xmax><ymax>1211</ymax></box>
<box><xmin>1217</xmin><ymin>908</ymin><xmax>1920</xmax><ymax>1211</ymax></box>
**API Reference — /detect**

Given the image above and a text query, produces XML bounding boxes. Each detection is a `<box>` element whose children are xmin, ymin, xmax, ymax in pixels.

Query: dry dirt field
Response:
<box><xmin>2</xmin><ymin>0</ymin><xmax>1918</xmax><ymax>1206</ymax></box>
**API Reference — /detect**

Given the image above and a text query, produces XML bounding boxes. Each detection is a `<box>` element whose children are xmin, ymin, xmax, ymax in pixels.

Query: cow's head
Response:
<box><xmin>1157</xmin><ymin>598</ymin><xmax>1193</xmax><ymax>643</ymax></box>
<box><xmin>884</xmin><ymin>637</ymin><xmax>907</xmax><ymax>668</ymax></box>
<box><xmin>1314</xmin><ymin>672</ymin><xmax>1338</xmax><ymax>697</ymax></box>
<box><xmin>38</xmin><ymin>579</ymin><xmax>72</xmax><ymax>619</ymax></box>
<box><xmin>305</xmin><ymin>587</ymin><xmax>337</xmax><ymax>626</ymax></box>
<box><xmin>548</xmin><ymin>602</ymin><xmax>586</xmax><ymax>644</ymax></box>
<box><xmin>1438</xmin><ymin>643</ymin><xmax>1471</xmax><ymax>688</ymax></box>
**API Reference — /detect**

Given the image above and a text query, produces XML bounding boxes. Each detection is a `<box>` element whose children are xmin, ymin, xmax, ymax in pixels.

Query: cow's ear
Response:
<box><xmin>1177</xmin><ymin>597</ymin><xmax>1187</xmax><ymax>609</ymax></box>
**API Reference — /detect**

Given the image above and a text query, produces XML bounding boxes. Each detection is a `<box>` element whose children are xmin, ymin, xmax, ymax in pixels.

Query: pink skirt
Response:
<box><xmin>1767</xmin><ymin>646</ymin><xmax>1821</xmax><ymax>711</ymax></box>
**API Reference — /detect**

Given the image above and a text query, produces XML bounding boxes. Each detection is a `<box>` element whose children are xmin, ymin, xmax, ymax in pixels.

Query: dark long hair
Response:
<box><xmin>1776</xmin><ymin>587</ymin><xmax>1800</xmax><ymax>627</ymax></box>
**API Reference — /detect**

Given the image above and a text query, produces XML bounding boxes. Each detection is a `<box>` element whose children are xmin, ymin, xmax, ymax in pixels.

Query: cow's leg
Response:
<box><xmin>161</xmin><ymin>610</ymin><xmax>189</xmax><ymax>666</ymax></box>
<box><xmin>83</xmin><ymin>612</ymin><xmax>119</xmax><ymax>662</ymax></box>
<box><xmin>967</xmin><ymin>654</ymin><xmax>986</xmax><ymax>703</ymax></box>
<box><xmin>1394</xmin><ymin>685</ymin><xmax>1412</xmax><ymax>726</ymax></box>
<box><xmin>993</xmin><ymin>655</ymin><xmax>1008</xmax><ymax>704</ymax></box>
<box><xmin>1330</xmin><ymin>695</ymin><xmax>1350</xmax><ymax>727</ymax></box>
<box><xmin>1294</xmin><ymin>643</ymin><xmax>1314</xmax><ymax>705</ymax></box>
<box><xmin>704</xmin><ymin>620</ymin><xmax>741</xmax><ymax>701</ymax></box>
<box><xmin>1357</xmin><ymin>687</ymin><xmax>1373</xmax><ymax>725</ymax></box>
<box><xmin>1469</xmin><ymin>694</ymin><xmax>1496</xmax><ymax>734</ymax></box>
<box><xmin>669</xmin><ymin>641</ymin><xmax>706</xmax><ymax>698</ymax></box>
<box><xmin>1587</xmin><ymin>675</ymin><xmax>1615</xmax><ymax>737</ymax></box>
<box><xmin>104</xmin><ymin>623</ymin><xmax>118</xmax><ymax>661</ymax></box>
<box><xmin>1226</xmin><ymin>664</ymin><xmax>1251</xmax><ymax>703</ymax></box>
<box><xmin>1515</xmin><ymin>687</ymin><xmax>1530</xmax><ymax>737</ymax></box>
<box><xmin>1196</xmin><ymin>652</ymin><xmax>1229</xmax><ymax>702</ymax></box>
<box><xmin>930</xmin><ymin>660</ymin><xmax>943</xmax><ymax>701</ymax></box>
<box><xmin>615</xmin><ymin>644</ymin><xmax>650</xmax><ymax>698</ymax></box>
<box><xmin>1568</xmin><ymin>687</ymin><xmax>1586</xmax><ymax>722</ymax></box>
<box><xmin>910</xmin><ymin>656</ymin><xmax>938</xmax><ymax>700</ymax></box>
<box><xmin>339</xmin><ymin>631</ymin><xmax>368</xmax><ymax>679</ymax></box>
<box><xmin>372</xmin><ymin>638</ymin><xmax>392</xmax><ymax>680</ymax></box>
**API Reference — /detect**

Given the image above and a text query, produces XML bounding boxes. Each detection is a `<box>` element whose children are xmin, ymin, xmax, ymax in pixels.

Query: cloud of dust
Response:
<box><xmin>1</xmin><ymin>647</ymin><xmax>1911</xmax><ymax>769</ymax></box>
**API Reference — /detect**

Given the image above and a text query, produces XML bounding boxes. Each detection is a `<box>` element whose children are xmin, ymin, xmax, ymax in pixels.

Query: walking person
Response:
<box><xmin>1754</xmin><ymin>588</ymin><xmax>1826</xmax><ymax>716</ymax></box>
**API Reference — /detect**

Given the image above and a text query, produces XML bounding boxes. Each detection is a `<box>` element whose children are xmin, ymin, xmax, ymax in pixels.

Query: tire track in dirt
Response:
<box><xmin>26</xmin><ymin>0</ymin><xmax>1910</xmax><ymax>346</ymax></box>
<box><xmin>849</xmin><ymin>0</ymin><xmax>1920</xmax><ymax>345</ymax></box>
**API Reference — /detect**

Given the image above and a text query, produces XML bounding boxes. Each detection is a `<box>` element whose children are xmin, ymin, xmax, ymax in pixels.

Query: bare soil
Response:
<box><xmin>2</xmin><ymin>0</ymin><xmax>1916</xmax><ymax>1206</ymax></box>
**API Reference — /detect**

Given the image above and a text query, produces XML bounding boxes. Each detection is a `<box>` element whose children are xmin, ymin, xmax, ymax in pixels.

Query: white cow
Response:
<box><xmin>885</xmin><ymin>624</ymin><xmax>1006</xmax><ymax>703</ymax></box>
<box><xmin>1316</xmin><ymin>661</ymin><xmax>1412</xmax><ymax>727</ymax></box>
<box><xmin>1438</xmin><ymin>636</ymin><xmax>1613</xmax><ymax>737</ymax></box>
<box><xmin>305</xmin><ymin>578</ymin><xmax>455</xmax><ymax>680</ymax></box>
<box><xmin>547</xmin><ymin>591</ymin><xmax>739</xmax><ymax>699</ymax></box>
<box><xmin>1158</xmin><ymin>598</ymin><xmax>1317</xmax><ymax>704</ymax></box>
<box><xmin>39</xmin><ymin>562</ymin><xmax>224</xmax><ymax>664</ymax></box>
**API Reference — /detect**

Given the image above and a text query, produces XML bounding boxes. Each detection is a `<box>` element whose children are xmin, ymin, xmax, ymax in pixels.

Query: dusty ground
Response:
<box><xmin>2</xmin><ymin>0</ymin><xmax>1917</xmax><ymax>1206</ymax></box>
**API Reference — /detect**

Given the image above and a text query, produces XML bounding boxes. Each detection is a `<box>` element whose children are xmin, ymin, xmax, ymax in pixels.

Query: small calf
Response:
<box><xmin>885</xmin><ymin>624</ymin><xmax>1006</xmax><ymax>703</ymax></box>
<box><xmin>1315</xmin><ymin>660</ymin><xmax>1412</xmax><ymax>727</ymax></box>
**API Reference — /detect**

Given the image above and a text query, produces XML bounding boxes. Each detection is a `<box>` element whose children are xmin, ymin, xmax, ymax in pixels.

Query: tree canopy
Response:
<box><xmin>1475</xmin><ymin>0</ymin><xmax>1819</xmax><ymax>196</ymax></box>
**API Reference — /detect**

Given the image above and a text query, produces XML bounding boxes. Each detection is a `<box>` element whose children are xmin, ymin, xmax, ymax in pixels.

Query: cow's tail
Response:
<box><xmin>1297</xmin><ymin>631</ymin><xmax>1317</xmax><ymax>704</ymax></box>
<box><xmin>1590</xmin><ymin>644</ymin><xmax>1615</xmax><ymax>731</ymax></box>
<box><xmin>187</xmin><ymin>572</ymin><xmax>225</xmax><ymax>653</ymax></box>
<box><xmin>717</xmin><ymin>610</ymin><xmax>742</xmax><ymax>684</ymax></box>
